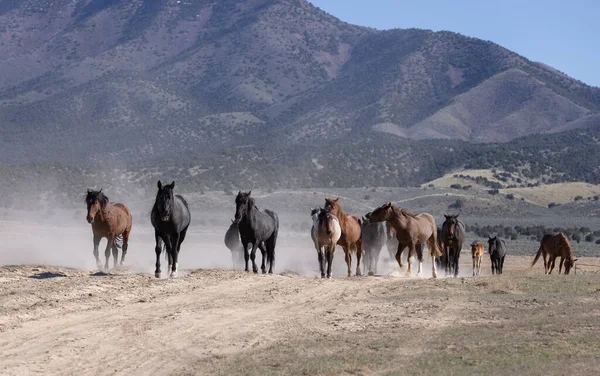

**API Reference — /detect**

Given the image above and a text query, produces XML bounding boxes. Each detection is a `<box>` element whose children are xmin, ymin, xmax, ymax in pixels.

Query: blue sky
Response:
<box><xmin>310</xmin><ymin>0</ymin><xmax>599</xmax><ymax>87</ymax></box>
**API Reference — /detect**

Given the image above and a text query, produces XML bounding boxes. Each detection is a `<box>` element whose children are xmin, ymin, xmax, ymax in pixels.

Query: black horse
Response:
<box><xmin>234</xmin><ymin>191</ymin><xmax>279</xmax><ymax>274</ymax></box>
<box><xmin>151</xmin><ymin>181</ymin><xmax>191</xmax><ymax>278</ymax></box>
<box><xmin>361</xmin><ymin>217</ymin><xmax>387</xmax><ymax>276</ymax></box>
<box><xmin>488</xmin><ymin>236</ymin><xmax>507</xmax><ymax>275</ymax></box>
<box><xmin>224</xmin><ymin>220</ymin><xmax>245</xmax><ymax>269</ymax></box>
<box><xmin>439</xmin><ymin>214</ymin><xmax>466</xmax><ymax>277</ymax></box>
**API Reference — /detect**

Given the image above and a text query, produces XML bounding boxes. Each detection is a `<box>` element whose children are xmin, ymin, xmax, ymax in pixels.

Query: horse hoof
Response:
<box><xmin>327</xmin><ymin>275</ymin><xmax>332</xmax><ymax>279</ymax></box>
<box><xmin>170</xmin><ymin>272</ymin><xmax>177</xmax><ymax>278</ymax></box>
<box><xmin>262</xmin><ymin>270</ymin><xmax>267</xmax><ymax>274</ymax></box>
<box><xmin>155</xmin><ymin>272</ymin><xmax>161</xmax><ymax>278</ymax></box>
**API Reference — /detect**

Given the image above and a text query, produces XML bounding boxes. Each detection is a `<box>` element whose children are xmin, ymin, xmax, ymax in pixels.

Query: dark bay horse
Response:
<box><xmin>361</xmin><ymin>216</ymin><xmax>386</xmax><ymax>276</ymax></box>
<box><xmin>440</xmin><ymin>214</ymin><xmax>466</xmax><ymax>277</ymax></box>
<box><xmin>234</xmin><ymin>191</ymin><xmax>279</xmax><ymax>274</ymax></box>
<box><xmin>85</xmin><ymin>189</ymin><xmax>132</xmax><ymax>270</ymax></box>
<box><xmin>151</xmin><ymin>181</ymin><xmax>191</xmax><ymax>278</ymax></box>
<box><xmin>225</xmin><ymin>220</ymin><xmax>245</xmax><ymax>270</ymax></box>
<box><xmin>532</xmin><ymin>232</ymin><xmax>577</xmax><ymax>275</ymax></box>
<box><xmin>365</xmin><ymin>202</ymin><xmax>442</xmax><ymax>278</ymax></box>
<box><xmin>488</xmin><ymin>236</ymin><xmax>507</xmax><ymax>275</ymax></box>
<box><xmin>311</xmin><ymin>207</ymin><xmax>341</xmax><ymax>278</ymax></box>
<box><xmin>324</xmin><ymin>198</ymin><xmax>362</xmax><ymax>277</ymax></box>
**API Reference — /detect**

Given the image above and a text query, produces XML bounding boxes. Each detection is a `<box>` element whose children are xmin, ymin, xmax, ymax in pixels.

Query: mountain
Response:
<box><xmin>1</xmin><ymin>0</ymin><xmax>600</xmax><ymax>165</ymax></box>
<box><xmin>1</xmin><ymin>0</ymin><xmax>600</xmax><ymax>205</ymax></box>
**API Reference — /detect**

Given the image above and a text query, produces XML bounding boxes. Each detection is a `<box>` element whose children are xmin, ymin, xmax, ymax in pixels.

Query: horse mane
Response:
<box><xmin>85</xmin><ymin>190</ymin><xmax>109</xmax><ymax>208</ymax></box>
<box><xmin>391</xmin><ymin>206</ymin><xmax>418</xmax><ymax>219</ymax></box>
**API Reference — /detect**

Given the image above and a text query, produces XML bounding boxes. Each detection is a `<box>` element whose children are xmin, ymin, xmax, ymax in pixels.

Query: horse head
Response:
<box><xmin>324</xmin><ymin>197</ymin><xmax>339</xmax><ymax>213</ymax></box>
<box><xmin>443</xmin><ymin>214</ymin><xmax>459</xmax><ymax>237</ymax></box>
<box><xmin>156</xmin><ymin>180</ymin><xmax>175</xmax><ymax>222</ymax></box>
<box><xmin>85</xmin><ymin>189</ymin><xmax>108</xmax><ymax>224</ymax></box>
<box><xmin>365</xmin><ymin>202</ymin><xmax>393</xmax><ymax>223</ymax></box>
<box><xmin>563</xmin><ymin>257</ymin><xmax>578</xmax><ymax>275</ymax></box>
<box><xmin>487</xmin><ymin>236</ymin><xmax>498</xmax><ymax>254</ymax></box>
<box><xmin>234</xmin><ymin>191</ymin><xmax>252</xmax><ymax>223</ymax></box>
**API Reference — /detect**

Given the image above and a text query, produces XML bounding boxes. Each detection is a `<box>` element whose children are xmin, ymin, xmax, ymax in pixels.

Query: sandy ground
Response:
<box><xmin>1</xmin><ymin>221</ymin><xmax>600</xmax><ymax>375</ymax></box>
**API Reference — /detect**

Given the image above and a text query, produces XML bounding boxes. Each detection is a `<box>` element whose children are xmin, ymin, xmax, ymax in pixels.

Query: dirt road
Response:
<box><xmin>1</xmin><ymin>256</ymin><xmax>600</xmax><ymax>376</ymax></box>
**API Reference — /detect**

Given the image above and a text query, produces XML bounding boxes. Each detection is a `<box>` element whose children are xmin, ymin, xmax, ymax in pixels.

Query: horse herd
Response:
<box><xmin>84</xmin><ymin>181</ymin><xmax>578</xmax><ymax>279</ymax></box>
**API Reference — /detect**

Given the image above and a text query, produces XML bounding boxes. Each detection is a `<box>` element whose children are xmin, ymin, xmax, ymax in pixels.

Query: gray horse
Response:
<box><xmin>361</xmin><ymin>217</ymin><xmax>387</xmax><ymax>276</ymax></box>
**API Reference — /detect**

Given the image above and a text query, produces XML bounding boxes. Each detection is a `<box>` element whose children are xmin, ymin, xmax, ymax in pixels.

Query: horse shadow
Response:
<box><xmin>29</xmin><ymin>271</ymin><xmax>67</xmax><ymax>279</ymax></box>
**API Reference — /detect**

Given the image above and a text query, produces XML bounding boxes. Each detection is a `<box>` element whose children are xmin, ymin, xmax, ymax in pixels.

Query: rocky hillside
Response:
<box><xmin>1</xmin><ymin>0</ymin><xmax>600</xmax><ymax>165</ymax></box>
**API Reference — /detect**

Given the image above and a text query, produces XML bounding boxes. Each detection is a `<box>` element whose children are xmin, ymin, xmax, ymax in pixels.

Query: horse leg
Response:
<box><xmin>250</xmin><ymin>243</ymin><xmax>259</xmax><ymax>274</ymax></box>
<box><xmin>154</xmin><ymin>233</ymin><xmax>163</xmax><ymax>278</ymax></box>
<box><xmin>103</xmin><ymin>238</ymin><xmax>112</xmax><ymax>270</ymax></box>
<box><xmin>327</xmin><ymin>242</ymin><xmax>335</xmax><ymax>278</ymax></box>
<box><xmin>242</xmin><ymin>242</ymin><xmax>250</xmax><ymax>272</ymax></box>
<box><xmin>355</xmin><ymin>239</ymin><xmax>363</xmax><ymax>277</ymax></box>
<box><xmin>363</xmin><ymin>247</ymin><xmax>371</xmax><ymax>276</ymax></box>
<box><xmin>415</xmin><ymin>243</ymin><xmax>424</xmax><ymax>277</ymax></box>
<box><xmin>548</xmin><ymin>256</ymin><xmax>556</xmax><ymax>274</ymax></box>
<box><xmin>395</xmin><ymin>243</ymin><xmax>404</xmax><ymax>269</ymax></box>
<box><xmin>120</xmin><ymin>230</ymin><xmax>130</xmax><ymax>266</ymax></box>
<box><xmin>111</xmin><ymin>239</ymin><xmax>119</xmax><ymax>269</ymax></box>
<box><xmin>373</xmin><ymin>246</ymin><xmax>381</xmax><ymax>276</ymax></box>
<box><xmin>169</xmin><ymin>233</ymin><xmax>180</xmax><ymax>278</ymax></box>
<box><xmin>93</xmin><ymin>235</ymin><xmax>101</xmax><ymax>269</ymax></box>
<box><xmin>258</xmin><ymin>242</ymin><xmax>267</xmax><ymax>274</ymax></box>
<box><xmin>472</xmin><ymin>257</ymin><xmax>476</xmax><ymax>277</ymax></box>
<box><xmin>500</xmin><ymin>256</ymin><xmax>505</xmax><ymax>274</ymax></box>
<box><xmin>455</xmin><ymin>247</ymin><xmax>461</xmax><ymax>277</ymax></box>
<box><xmin>318</xmin><ymin>247</ymin><xmax>325</xmax><ymax>278</ymax></box>
<box><xmin>406</xmin><ymin>245</ymin><xmax>415</xmax><ymax>276</ymax></box>
<box><xmin>559</xmin><ymin>257</ymin><xmax>564</xmax><ymax>275</ymax></box>
<box><xmin>344</xmin><ymin>245</ymin><xmax>352</xmax><ymax>277</ymax></box>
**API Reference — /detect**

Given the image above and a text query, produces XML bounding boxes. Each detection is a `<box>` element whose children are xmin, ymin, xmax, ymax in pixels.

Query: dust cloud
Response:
<box><xmin>0</xmin><ymin>207</ymin><xmax>418</xmax><ymax>278</ymax></box>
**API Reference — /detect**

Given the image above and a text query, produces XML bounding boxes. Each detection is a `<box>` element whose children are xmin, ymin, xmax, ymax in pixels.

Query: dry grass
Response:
<box><xmin>503</xmin><ymin>183</ymin><xmax>600</xmax><ymax>206</ymax></box>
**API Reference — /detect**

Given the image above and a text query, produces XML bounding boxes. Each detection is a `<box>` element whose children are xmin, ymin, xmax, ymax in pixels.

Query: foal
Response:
<box><xmin>471</xmin><ymin>241</ymin><xmax>484</xmax><ymax>276</ymax></box>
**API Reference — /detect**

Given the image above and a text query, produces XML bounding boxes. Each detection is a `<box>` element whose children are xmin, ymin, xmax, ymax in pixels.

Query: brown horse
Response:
<box><xmin>85</xmin><ymin>189</ymin><xmax>132</xmax><ymax>270</ymax></box>
<box><xmin>324</xmin><ymin>198</ymin><xmax>362</xmax><ymax>277</ymax></box>
<box><xmin>365</xmin><ymin>202</ymin><xmax>442</xmax><ymax>278</ymax></box>
<box><xmin>471</xmin><ymin>241</ymin><xmax>484</xmax><ymax>276</ymax></box>
<box><xmin>532</xmin><ymin>232</ymin><xmax>578</xmax><ymax>275</ymax></box>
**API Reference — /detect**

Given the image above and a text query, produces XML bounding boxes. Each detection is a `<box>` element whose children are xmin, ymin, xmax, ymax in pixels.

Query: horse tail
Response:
<box><xmin>266</xmin><ymin>211</ymin><xmax>279</xmax><ymax>270</ymax></box>
<box><xmin>430</xmin><ymin>229</ymin><xmax>443</xmax><ymax>258</ymax></box>
<box><xmin>115</xmin><ymin>235</ymin><xmax>123</xmax><ymax>249</ymax></box>
<box><xmin>531</xmin><ymin>244</ymin><xmax>544</xmax><ymax>268</ymax></box>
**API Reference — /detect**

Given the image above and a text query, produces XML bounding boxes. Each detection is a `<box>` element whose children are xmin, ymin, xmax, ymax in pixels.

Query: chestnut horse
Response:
<box><xmin>365</xmin><ymin>202</ymin><xmax>442</xmax><ymax>278</ymax></box>
<box><xmin>471</xmin><ymin>241</ymin><xmax>484</xmax><ymax>276</ymax></box>
<box><xmin>324</xmin><ymin>198</ymin><xmax>362</xmax><ymax>277</ymax></box>
<box><xmin>532</xmin><ymin>232</ymin><xmax>578</xmax><ymax>275</ymax></box>
<box><xmin>85</xmin><ymin>189</ymin><xmax>132</xmax><ymax>270</ymax></box>
<box><xmin>311</xmin><ymin>207</ymin><xmax>342</xmax><ymax>278</ymax></box>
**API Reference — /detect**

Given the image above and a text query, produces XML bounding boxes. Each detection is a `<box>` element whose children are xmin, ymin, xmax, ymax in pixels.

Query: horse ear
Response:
<box><xmin>157</xmin><ymin>181</ymin><xmax>162</xmax><ymax>190</ymax></box>
<box><xmin>98</xmin><ymin>189</ymin><xmax>102</xmax><ymax>194</ymax></box>
<box><xmin>454</xmin><ymin>214</ymin><xmax>459</xmax><ymax>218</ymax></box>
<box><xmin>386</xmin><ymin>202</ymin><xmax>392</xmax><ymax>207</ymax></box>
<box><xmin>248</xmin><ymin>191</ymin><xmax>251</xmax><ymax>196</ymax></box>
<box><xmin>334</xmin><ymin>197</ymin><xmax>339</xmax><ymax>202</ymax></box>
<box><xmin>231</xmin><ymin>219</ymin><xmax>234</xmax><ymax>223</ymax></box>
<box><xmin>169</xmin><ymin>181</ymin><xmax>175</xmax><ymax>189</ymax></box>
<box><xmin>444</xmin><ymin>214</ymin><xmax>449</xmax><ymax>219</ymax></box>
